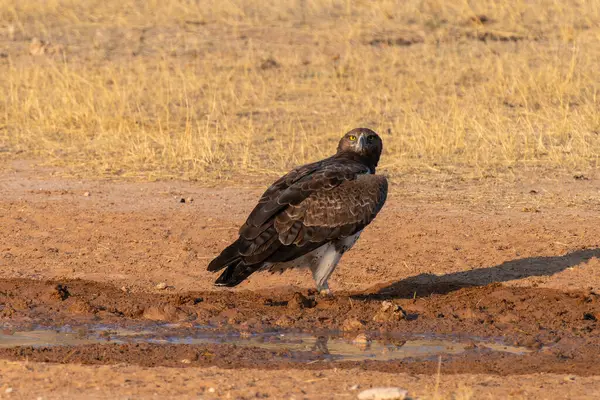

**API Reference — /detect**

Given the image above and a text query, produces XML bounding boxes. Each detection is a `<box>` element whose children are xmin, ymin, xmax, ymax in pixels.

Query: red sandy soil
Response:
<box><xmin>1</xmin><ymin>160</ymin><xmax>600</xmax><ymax>399</ymax></box>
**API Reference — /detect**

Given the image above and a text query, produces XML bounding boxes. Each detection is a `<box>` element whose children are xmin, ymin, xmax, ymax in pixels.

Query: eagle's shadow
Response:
<box><xmin>354</xmin><ymin>248</ymin><xmax>600</xmax><ymax>300</ymax></box>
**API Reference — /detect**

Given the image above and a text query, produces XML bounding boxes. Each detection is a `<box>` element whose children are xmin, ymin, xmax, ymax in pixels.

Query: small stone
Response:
<box><xmin>186</xmin><ymin>197</ymin><xmax>194</xmax><ymax>203</ymax></box>
<box><xmin>381</xmin><ymin>301</ymin><xmax>393</xmax><ymax>311</ymax></box>
<box><xmin>352</xmin><ymin>333</ymin><xmax>371</xmax><ymax>350</ymax></box>
<box><xmin>120</xmin><ymin>286</ymin><xmax>128</xmax><ymax>293</ymax></box>
<box><xmin>5</xmin><ymin>388</ymin><xmax>13</xmax><ymax>394</ymax></box>
<box><xmin>208</xmin><ymin>387</ymin><xmax>216</xmax><ymax>393</ymax></box>
<box><xmin>83</xmin><ymin>191</ymin><xmax>90</xmax><ymax>197</ymax></box>
<box><xmin>357</xmin><ymin>387</ymin><xmax>408</xmax><ymax>400</ymax></box>
<box><xmin>349</xmin><ymin>384</ymin><xmax>360</xmax><ymax>391</ymax></box>
<box><xmin>179</xmin><ymin>197</ymin><xmax>186</xmax><ymax>203</ymax></box>
<box><xmin>181</xmin><ymin>359</ymin><xmax>191</xmax><ymax>364</ymax></box>
<box><xmin>352</xmin><ymin>333</ymin><xmax>371</xmax><ymax>345</ymax></box>
<box><xmin>341</xmin><ymin>318</ymin><xmax>364</xmax><ymax>331</ymax></box>
<box><xmin>155</xmin><ymin>282</ymin><xmax>168</xmax><ymax>290</ymax></box>
<box><xmin>373</xmin><ymin>301</ymin><xmax>407</xmax><ymax>323</ymax></box>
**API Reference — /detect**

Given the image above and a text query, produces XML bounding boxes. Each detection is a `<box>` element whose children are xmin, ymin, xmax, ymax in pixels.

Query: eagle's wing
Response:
<box><xmin>241</xmin><ymin>157</ymin><xmax>370</xmax><ymax>235</ymax></box>
<box><xmin>207</xmin><ymin>158</ymin><xmax>387</xmax><ymax>286</ymax></box>
<box><xmin>273</xmin><ymin>174</ymin><xmax>388</xmax><ymax>248</ymax></box>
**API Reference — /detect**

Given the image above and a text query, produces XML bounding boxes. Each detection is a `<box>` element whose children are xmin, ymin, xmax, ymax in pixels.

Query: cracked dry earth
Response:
<box><xmin>1</xmin><ymin>161</ymin><xmax>600</xmax><ymax>399</ymax></box>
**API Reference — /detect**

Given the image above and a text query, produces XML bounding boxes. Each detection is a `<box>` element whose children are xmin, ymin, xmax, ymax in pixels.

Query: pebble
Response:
<box><xmin>352</xmin><ymin>333</ymin><xmax>371</xmax><ymax>348</ymax></box>
<box><xmin>357</xmin><ymin>387</ymin><xmax>408</xmax><ymax>400</ymax></box>
<box><xmin>83</xmin><ymin>191</ymin><xmax>90</xmax><ymax>197</ymax></box>
<box><xmin>353</xmin><ymin>333</ymin><xmax>370</xmax><ymax>342</ymax></box>
<box><xmin>207</xmin><ymin>387</ymin><xmax>216</xmax><ymax>393</ymax></box>
<box><xmin>341</xmin><ymin>318</ymin><xmax>365</xmax><ymax>331</ymax></box>
<box><xmin>180</xmin><ymin>359</ymin><xmax>191</xmax><ymax>364</ymax></box>
<box><xmin>349</xmin><ymin>384</ymin><xmax>360</xmax><ymax>391</ymax></box>
<box><xmin>155</xmin><ymin>282</ymin><xmax>167</xmax><ymax>290</ymax></box>
<box><xmin>5</xmin><ymin>388</ymin><xmax>13</xmax><ymax>394</ymax></box>
<box><xmin>373</xmin><ymin>301</ymin><xmax>407</xmax><ymax>322</ymax></box>
<box><xmin>381</xmin><ymin>301</ymin><xmax>394</xmax><ymax>312</ymax></box>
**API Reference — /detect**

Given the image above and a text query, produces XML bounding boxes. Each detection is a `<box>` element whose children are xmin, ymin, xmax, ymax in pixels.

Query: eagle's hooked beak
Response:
<box><xmin>357</xmin><ymin>134</ymin><xmax>367</xmax><ymax>152</ymax></box>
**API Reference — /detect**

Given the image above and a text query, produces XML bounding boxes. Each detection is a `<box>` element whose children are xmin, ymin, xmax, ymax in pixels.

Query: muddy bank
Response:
<box><xmin>1</xmin><ymin>278</ymin><xmax>599</xmax><ymax>341</ymax></box>
<box><xmin>1</xmin><ymin>278</ymin><xmax>599</xmax><ymax>376</ymax></box>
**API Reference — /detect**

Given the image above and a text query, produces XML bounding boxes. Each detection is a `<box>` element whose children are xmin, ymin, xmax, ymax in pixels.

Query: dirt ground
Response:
<box><xmin>3</xmin><ymin>360</ymin><xmax>600</xmax><ymax>400</ymax></box>
<box><xmin>2</xmin><ymin>160</ymin><xmax>600</xmax><ymax>399</ymax></box>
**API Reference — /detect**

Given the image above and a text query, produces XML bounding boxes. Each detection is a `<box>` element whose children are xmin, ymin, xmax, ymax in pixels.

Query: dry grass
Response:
<box><xmin>1</xmin><ymin>0</ymin><xmax>600</xmax><ymax>182</ymax></box>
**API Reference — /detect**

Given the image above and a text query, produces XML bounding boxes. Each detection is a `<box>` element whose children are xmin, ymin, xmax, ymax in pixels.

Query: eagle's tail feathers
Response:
<box><xmin>207</xmin><ymin>239</ymin><xmax>243</xmax><ymax>272</ymax></box>
<box><xmin>214</xmin><ymin>260</ymin><xmax>261</xmax><ymax>287</ymax></box>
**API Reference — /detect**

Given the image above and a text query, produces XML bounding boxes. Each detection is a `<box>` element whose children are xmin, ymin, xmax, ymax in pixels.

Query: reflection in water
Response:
<box><xmin>0</xmin><ymin>324</ymin><xmax>532</xmax><ymax>362</ymax></box>
<box><xmin>313</xmin><ymin>335</ymin><xmax>330</xmax><ymax>355</ymax></box>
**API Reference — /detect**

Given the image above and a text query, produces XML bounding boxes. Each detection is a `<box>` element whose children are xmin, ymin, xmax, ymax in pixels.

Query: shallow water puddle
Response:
<box><xmin>0</xmin><ymin>325</ymin><xmax>532</xmax><ymax>362</ymax></box>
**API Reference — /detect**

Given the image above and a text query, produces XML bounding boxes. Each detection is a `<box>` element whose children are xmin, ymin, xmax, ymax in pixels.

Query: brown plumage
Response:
<box><xmin>207</xmin><ymin>128</ymin><xmax>388</xmax><ymax>293</ymax></box>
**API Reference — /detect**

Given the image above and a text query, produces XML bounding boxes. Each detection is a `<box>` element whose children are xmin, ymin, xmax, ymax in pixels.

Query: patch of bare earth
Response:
<box><xmin>1</xmin><ymin>162</ymin><xmax>600</xmax><ymax>398</ymax></box>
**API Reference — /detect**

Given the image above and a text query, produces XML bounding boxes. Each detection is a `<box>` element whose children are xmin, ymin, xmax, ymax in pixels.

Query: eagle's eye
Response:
<box><xmin>367</xmin><ymin>135</ymin><xmax>375</xmax><ymax>144</ymax></box>
<box><xmin>348</xmin><ymin>135</ymin><xmax>357</xmax><ymax>141</ymax></box>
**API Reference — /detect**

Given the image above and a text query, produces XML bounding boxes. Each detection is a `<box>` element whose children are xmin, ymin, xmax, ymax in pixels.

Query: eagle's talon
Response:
<box><xmin>317</xmin><ymin>285</ymin><xmax>335</xmax><ymax>298</ymax></box>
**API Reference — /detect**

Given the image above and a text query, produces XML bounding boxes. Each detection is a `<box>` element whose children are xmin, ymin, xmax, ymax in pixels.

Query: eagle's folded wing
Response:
<box><xmin>274</xmin><ymin>174</ymin><xmax>388</xmax><ymax>247</ymax></box>
<box><xmin>240</xmin><ymin>158</ymin><xmax>370</xmax><ymax>238</ymax></box>
<box><xmin>236</xmin><ymin>173</ymin><xmax>387</xmax><ymax>266</ymax></box>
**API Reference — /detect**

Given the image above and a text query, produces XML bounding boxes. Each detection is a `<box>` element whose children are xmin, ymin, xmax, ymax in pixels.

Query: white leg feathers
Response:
<box><xmin>309</xmin><ymin>243</ymin><xmax>343</xmax><ymax>295</ymax></box>
<box><xmin>309</xmin><ymin>231</ymin><xmax>362</xmax><ymax>294</ymax></box>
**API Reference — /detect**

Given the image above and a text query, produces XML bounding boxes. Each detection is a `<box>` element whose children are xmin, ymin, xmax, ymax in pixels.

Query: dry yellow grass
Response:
<box><xmin>1</xmin><ymin>0</ymin><xmax>600</xmax><ymax>181</ymax></box>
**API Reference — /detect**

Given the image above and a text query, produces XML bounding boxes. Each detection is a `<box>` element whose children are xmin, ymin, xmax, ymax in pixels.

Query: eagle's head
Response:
<box><xmin>336</xmin><ymin>128</ymin><xmax>383</xmax><ymax>170</ymax></box>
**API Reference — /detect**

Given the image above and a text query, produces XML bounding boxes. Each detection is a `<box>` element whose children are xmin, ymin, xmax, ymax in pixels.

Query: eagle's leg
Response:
<box><xmin>309</xmin><ymin>244</ymin><xmax>342</xmax><ymax>296</ymax></box>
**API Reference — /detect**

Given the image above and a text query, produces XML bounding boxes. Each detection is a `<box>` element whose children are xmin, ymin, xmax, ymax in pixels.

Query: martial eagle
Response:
<box><xmin>208</xmin><ymin>128</ymin><xmax>388</xmax><ymax>294</ymax></box>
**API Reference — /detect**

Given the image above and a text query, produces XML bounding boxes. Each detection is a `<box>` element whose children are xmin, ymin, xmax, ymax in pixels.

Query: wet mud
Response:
<box><xmin>1</xmin><ymin>278</ymin><xmax>599</xmax><ymax>375</ymax></box>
